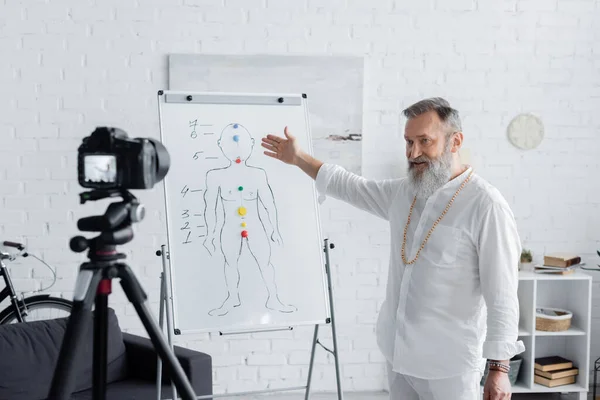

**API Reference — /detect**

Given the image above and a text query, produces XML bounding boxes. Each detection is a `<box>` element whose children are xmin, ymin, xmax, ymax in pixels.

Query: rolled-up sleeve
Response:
<box><xmin>315</xmin><ymin>163</ymin><xmax>399</xmax><ymax>221</ymax></box>
<box><xmin>477</xmin><ymin>200</ymin><xmax>526</xmax><ymax>360</ymax></box>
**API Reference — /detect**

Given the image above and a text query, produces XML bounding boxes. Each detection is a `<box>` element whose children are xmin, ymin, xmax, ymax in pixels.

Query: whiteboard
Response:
<box><xmin>157</xmin><ymin>90</ymin><xmax>330</xmax><ymax>334</ymax></box>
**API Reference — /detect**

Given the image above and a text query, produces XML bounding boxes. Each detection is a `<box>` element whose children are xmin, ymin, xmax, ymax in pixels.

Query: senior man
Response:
<box><xmin>261</xmin><ymin>97</ymin><xmax>524</xmax><ymax>400</ymax></box>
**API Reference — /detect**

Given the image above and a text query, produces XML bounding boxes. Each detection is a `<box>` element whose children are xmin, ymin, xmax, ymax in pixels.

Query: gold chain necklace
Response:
<box><xmin>401</xmin><ymin>169</ymin><xmax>473</xmax><ymax>265</ymax></box>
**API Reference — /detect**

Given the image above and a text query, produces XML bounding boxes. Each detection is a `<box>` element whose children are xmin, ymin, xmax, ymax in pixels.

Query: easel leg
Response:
<box><xmin>323</xmin><ymin>239</ymin><xmax>344</xmax><ymax>400</ymax></box>
<box><xmin>305</xmin><ymin>324</ymin><xmax>320</xmax><ymax>400</ymax></box>
<box><xmin>331</xmin><ymin>317</ymin><xmax>343</xmax><ymax>400</ymax></box>
<box><xmin>157</xmin><ymin>272</ymin><xmax>165</xmax><ymax>400</ymax></box>
<box><xmin>158</xmin><ymin>245</ymin><xmax>178</xmax><ymax>400</ymax></box>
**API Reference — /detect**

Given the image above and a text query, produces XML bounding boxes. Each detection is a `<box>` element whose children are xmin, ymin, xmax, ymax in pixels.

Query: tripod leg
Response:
<box><xmin>117</xmin><ymin>264</ymin><xmax>197</xmax><ymax>400</ymax></box>
<box><xmin>93</xmin><ymin>279</ymin><xmax>111</xmax><ymax>400</ymax></box>
<box><xmin>48</xmin><ymin>268</ymin><xmax>103</xmax><ymax>400</ymax></box>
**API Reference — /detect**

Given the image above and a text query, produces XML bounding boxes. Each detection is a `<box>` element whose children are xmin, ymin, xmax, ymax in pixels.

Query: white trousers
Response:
<box><xmin>387</xmin><ymin>362</ymin><xmax>482</xmax><ymax>400</ymax></box>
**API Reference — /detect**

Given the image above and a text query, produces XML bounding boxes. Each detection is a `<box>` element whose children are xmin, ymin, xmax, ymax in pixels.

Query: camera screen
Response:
<box><xmin>83</xmin><ymin>155</ymin><xmax>117</xmax><ymax>183</ymax></box>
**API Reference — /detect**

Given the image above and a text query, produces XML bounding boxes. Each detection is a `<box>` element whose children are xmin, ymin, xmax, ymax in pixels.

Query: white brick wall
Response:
<box><xmin>1</xmin><ymin>0</ymin><xmax>600</xmax><ymax>394</ymax></box>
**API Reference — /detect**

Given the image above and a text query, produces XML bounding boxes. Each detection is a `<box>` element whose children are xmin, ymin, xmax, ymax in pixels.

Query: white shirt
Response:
<box><xmin>315</xmin><ymin>163</ymin><xmax>525</xmax><ymax>379</ymax></box>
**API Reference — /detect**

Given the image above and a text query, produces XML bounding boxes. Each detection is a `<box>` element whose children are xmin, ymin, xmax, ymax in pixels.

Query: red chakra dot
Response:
<box><xmin>235</xmin><ymin>157</ymin><xmax>241</xmax><ymax>164</ymax></box>
<box><xmin>241</xmin><ymin>230</ymin><xmax>248</xmax><ymax>238</ymax></box>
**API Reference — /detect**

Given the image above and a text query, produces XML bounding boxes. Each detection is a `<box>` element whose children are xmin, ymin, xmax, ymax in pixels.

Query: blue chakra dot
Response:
<box><xmin>233</xmin><ymin>135</ymin><xmax>239</xmax><ymax>142</ymax></box>
<box><xmin>233</xmin><ymin>124</ymin><xmax>239</xmax><ymax>129</ymax></box>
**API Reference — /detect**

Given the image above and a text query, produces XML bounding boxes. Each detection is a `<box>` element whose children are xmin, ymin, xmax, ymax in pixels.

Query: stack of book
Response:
<box><xmin>534</xmin><ymin>253</ymin><xmax>582</xmax><ymax>275</ymax></box>
<box><xmin>534</xmin><ymin>356</ymin><xmax>578</xmax><ymax>387</ymax></box>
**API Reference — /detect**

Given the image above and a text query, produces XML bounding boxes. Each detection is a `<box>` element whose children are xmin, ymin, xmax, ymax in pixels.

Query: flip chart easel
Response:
<box><xmin>155</xmin><ymin>240</ymin><xmax>343</xmax><ymax>399</ymax></box>
<box><xmin>153</xmin><ymin>90</ymin><xmax>344</xmax><ymax>399</ymax></box>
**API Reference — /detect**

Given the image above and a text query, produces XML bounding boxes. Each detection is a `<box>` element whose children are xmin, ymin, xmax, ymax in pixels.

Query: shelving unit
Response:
<box><xmin>508</xmin><ymin>270</ymin><xmax>592</xmax><ymax>399</ymax></box>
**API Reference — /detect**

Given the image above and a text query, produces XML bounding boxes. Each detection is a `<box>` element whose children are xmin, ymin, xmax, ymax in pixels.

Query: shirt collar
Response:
<box><xmin>442</xmin><ymin>164</ymin><xmax>473</xmax><ymax>192</ymax></box>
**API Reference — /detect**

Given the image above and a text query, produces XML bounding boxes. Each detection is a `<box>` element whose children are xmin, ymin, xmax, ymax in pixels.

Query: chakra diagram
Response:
<box><xmin>202</xmin><ymin>123</ymin><xmax>297</xmax><ymax>316</ymax></box>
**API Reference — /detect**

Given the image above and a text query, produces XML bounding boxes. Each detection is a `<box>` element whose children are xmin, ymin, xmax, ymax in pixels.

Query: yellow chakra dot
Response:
<box><xmin>238</xmin><ymin>206</ymin><xmax>247</xmax><ymax>216</ymax></box>
<box><xmin>241</xmin><ymin>222</ymin><xmax>247</xmax><ymax>227</ymax></box>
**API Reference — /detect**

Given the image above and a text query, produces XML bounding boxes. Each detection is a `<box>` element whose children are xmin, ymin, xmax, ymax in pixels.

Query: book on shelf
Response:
<box><xmin>534</xmin><ymin>356</ymin><xmax>573</xmax><ymax>372</ymax></box>
<box><xmin>535</xmin><ymin>264</ymin><xmax>581</xmax><ymax>271</ymax></box>
<box><xmin>543</xmin><ymin>253</ymin><xmax>581</xmax><ymax>268</ymax></box>
<box><xmin>534</xmin><ymin>356</ymin><xmax>578</xmax><ymax>388</ymax></box>
<box><xmin>535</xmin><ymin>367</ymin><xmax>579</xmax><ymax>380</ymax></box>
<box><xmin>534</xmin><ymin>267</ymin><xmax>575</xmax><ymax>275</ymax></box>
<box><xmin>534</xmin><ymin>374</ymin><xmax>576</xmax><ymax>387</ymax></box>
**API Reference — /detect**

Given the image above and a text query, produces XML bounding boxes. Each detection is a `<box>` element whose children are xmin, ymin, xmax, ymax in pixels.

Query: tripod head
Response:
<box><xmin>70</xmin><ymin>189</ymin><xmax>145</xmax><ymax>262</ymax></box>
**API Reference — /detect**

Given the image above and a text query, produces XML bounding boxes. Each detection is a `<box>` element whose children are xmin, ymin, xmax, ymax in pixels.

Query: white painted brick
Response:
<box><xmin>4</xmin><ymin>195</ymin><xmax>48</xmax><ymax>210</ymax></box>
<box><xmin>247</xmin><ymin>353</ymin><xmax>287</xmax><ymax>366</ymax></box>
<box><xmin>228</xmin><ymin>339</ymin><xmax>271</xmax><ymax>353</ymax></box>
<box><xmin>393</xmin><ymin>0</ymin><xmax>434</xmax><ymax>11</ymax></box>
<box><xmin>0</xmin><ymin>210</ymin><xmax>26</xmax><ymax>224</ymax></box>
<box><xmin>199</xmin><ymin>38</ymin><xmax>244</xmax><ymax>53</ymax></box>
<box><xmin>203</xmin><ymin>7</ymin><xmax>245</xmax><ymax>23</ymax></box>
<box><xmin>25</xmin><ymin>5</ymin><xmax>70</xmax><ymax>21</ymax></box>
<box><xmin>477</xmin><ymin>0</ymin><xmax>517</xmax><ymax>11</ymax></box>
<box><xmin>351</xmin><ymin>26</ymin><xmax>393</xmax><ymax>41</ymax></box>
<box><xmin>247</xmin><ymin>8</ymin><xmax>291</xmax><ymax>24</ymax></box>
<box><xmin>435</xmin><ymin>0</ymin><xmax>475</xmax><ymax>10</ymax></box>
<box><xmin>309</xmin><ymin>26</ymin><xmax>350</xmax><ymax>40</ymax></box>
<box><xmin>539</xmin><ymin>13</ymin><xmax>579</xmax><ymax>27</ymax></box>
<box><xmin>214</xmin><ymin>366</ymin><xmax>237</xmax><ymax>382</ymax></box>
<box><xmin>21</xmin><ymin>153</ymin><xmax>65</xmax><ymax>169</ymax></box>
<box><xmin>423</xmin><ymin>53</ymin><xmax>465</xmax><ymax>70</ymax></box>
<box><xmin>258</xmin><ymin>365</ymin><xmax>302</xmax><ymax>379</ymax></box>
<box><xmin>265</xmin><ymin>0</ymin><xmax>307</xmax><ymax>10</ymax></box>
<box><xmin>517</xmin><ymin>0</ymin><xmax>558</xmax><ymax>11</ymax></box>
<box><xmin>334</xmin><ymin>12</ymin><xmax>373</xmax><ymax>26</ymax></box>
<box><xmin>557</xmin><ymin>0</ymin><xmax>596</xmax><ymax>12</ymax></box>
<box><xmin>287</xmin><ymin>38</ymin><xmax>328</xmax><ymax>54</ymax></box>
<box><xmin>24</xmin><ymin>181</ymin><xmax>69</xmax><ymax>196</ymax></box>
<box><xmin>2</xmin><ymin>221</ymin><xmax>48</xmax><ymax>236</ymax></box>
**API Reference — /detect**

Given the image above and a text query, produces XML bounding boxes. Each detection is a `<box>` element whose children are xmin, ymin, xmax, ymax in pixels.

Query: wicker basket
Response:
<box><xmin>536</xmin><ymin>307</ymin><xmax>572</xmax><ymax>332</ymax></box>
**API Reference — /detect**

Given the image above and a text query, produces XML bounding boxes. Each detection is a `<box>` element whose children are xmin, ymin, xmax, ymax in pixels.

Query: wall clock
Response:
<box><xmin>507</xmin><ymin>113</ymin><xmax>544</xmax><ymax>150</ymax></box>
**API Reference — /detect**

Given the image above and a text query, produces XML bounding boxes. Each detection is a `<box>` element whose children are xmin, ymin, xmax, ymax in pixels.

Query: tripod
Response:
<box><xmin>47</xmin><ymin>189</ymin><xmax>197</xmax><ymax>400</ymax></box>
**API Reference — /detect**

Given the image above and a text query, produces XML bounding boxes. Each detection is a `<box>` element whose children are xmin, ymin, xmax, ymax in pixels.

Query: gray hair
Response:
<box><xmin>402</xmin><ymin>97</ymin><xmax>462</xmax><ymax>138</ymax></box>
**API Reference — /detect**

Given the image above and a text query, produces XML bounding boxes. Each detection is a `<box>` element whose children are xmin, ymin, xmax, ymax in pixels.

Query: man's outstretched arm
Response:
<box><xmin>261</xmin><ymin>127</ymin><xmax>399</xmax><ymax>221</ymax></box>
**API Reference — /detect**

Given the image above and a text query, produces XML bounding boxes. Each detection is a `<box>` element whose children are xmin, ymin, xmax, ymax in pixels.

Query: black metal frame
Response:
<box><xmin>0</xmin><ymin>251</ymin><xmax>25</xmax><ymax>322</ymax></box>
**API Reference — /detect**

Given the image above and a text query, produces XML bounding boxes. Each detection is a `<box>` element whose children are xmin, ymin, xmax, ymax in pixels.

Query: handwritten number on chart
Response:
<box><xmin>181</xmin><ymin>185</ymin><xmax>189</xmax><ymax>197</ymax></box>
<box><xmin>189</xmin><ymin>119</ymin><xmax>198</xmax><ymax>138</ymax></box>
<box><xmin>181</xmin><ymin>208</ymin><xmax>192</xmax><ymax>243</ymax></box>
<box><xmin>193</xmin><ymin>151</ymin><xmax>203</xmax><ymax>160</ymax></box>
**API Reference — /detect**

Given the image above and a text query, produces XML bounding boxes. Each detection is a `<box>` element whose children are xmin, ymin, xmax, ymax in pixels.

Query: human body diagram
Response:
<box><xmin>202</xmin><ymin>123</ymin><xmax>297</xmax><ymax>316</ymax></box>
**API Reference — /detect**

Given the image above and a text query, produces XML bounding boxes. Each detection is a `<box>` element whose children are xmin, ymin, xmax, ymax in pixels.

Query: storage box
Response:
<box><xmin>536</xmin><ymin>307</ymin><xmax>572</xmax><ymax>332</ymax></box>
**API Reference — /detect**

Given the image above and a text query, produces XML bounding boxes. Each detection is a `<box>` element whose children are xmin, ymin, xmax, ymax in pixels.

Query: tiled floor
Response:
<box><xmin>242</xmin><ymin>391</ymin><xmax>592</xmax><ymax>399</ymax></box>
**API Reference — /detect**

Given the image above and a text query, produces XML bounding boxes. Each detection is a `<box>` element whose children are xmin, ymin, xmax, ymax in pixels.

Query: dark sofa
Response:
<box><xmin>0</xmin><ymin>308</ymin><xmax>213</xmax><ymax>400</ymax></box>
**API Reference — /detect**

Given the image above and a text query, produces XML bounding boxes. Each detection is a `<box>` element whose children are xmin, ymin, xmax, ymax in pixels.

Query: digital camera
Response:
<box><xmin>77</xmin><ymin>127</ymin><xmax>170</xmax><ymax>190</ymax></box>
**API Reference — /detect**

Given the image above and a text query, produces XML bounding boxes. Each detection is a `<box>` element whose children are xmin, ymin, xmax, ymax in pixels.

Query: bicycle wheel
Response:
<box><xmin>0</xmin><ymin>295</ymin><xmax>73</xmax><ymax>324</ymax></box>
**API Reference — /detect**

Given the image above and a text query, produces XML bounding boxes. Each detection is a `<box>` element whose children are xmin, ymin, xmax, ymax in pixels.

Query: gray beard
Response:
<box><xmin>407</xmin><ymin>149</ymin><xmax>453</xmax><ymax>199</ymax></box>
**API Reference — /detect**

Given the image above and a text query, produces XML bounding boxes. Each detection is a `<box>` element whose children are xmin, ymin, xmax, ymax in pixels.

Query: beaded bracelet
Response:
<box><xmin>488</xmin><ymin>361</ymin><xmax>510</xmax><ymax>373</ymax></box>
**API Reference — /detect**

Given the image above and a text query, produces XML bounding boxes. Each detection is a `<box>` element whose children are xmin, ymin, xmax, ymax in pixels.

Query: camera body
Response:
<box><xmin>77</xmin><ymin>127</ymin><xmax>170</xmax><ymax>190</ymax></box>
